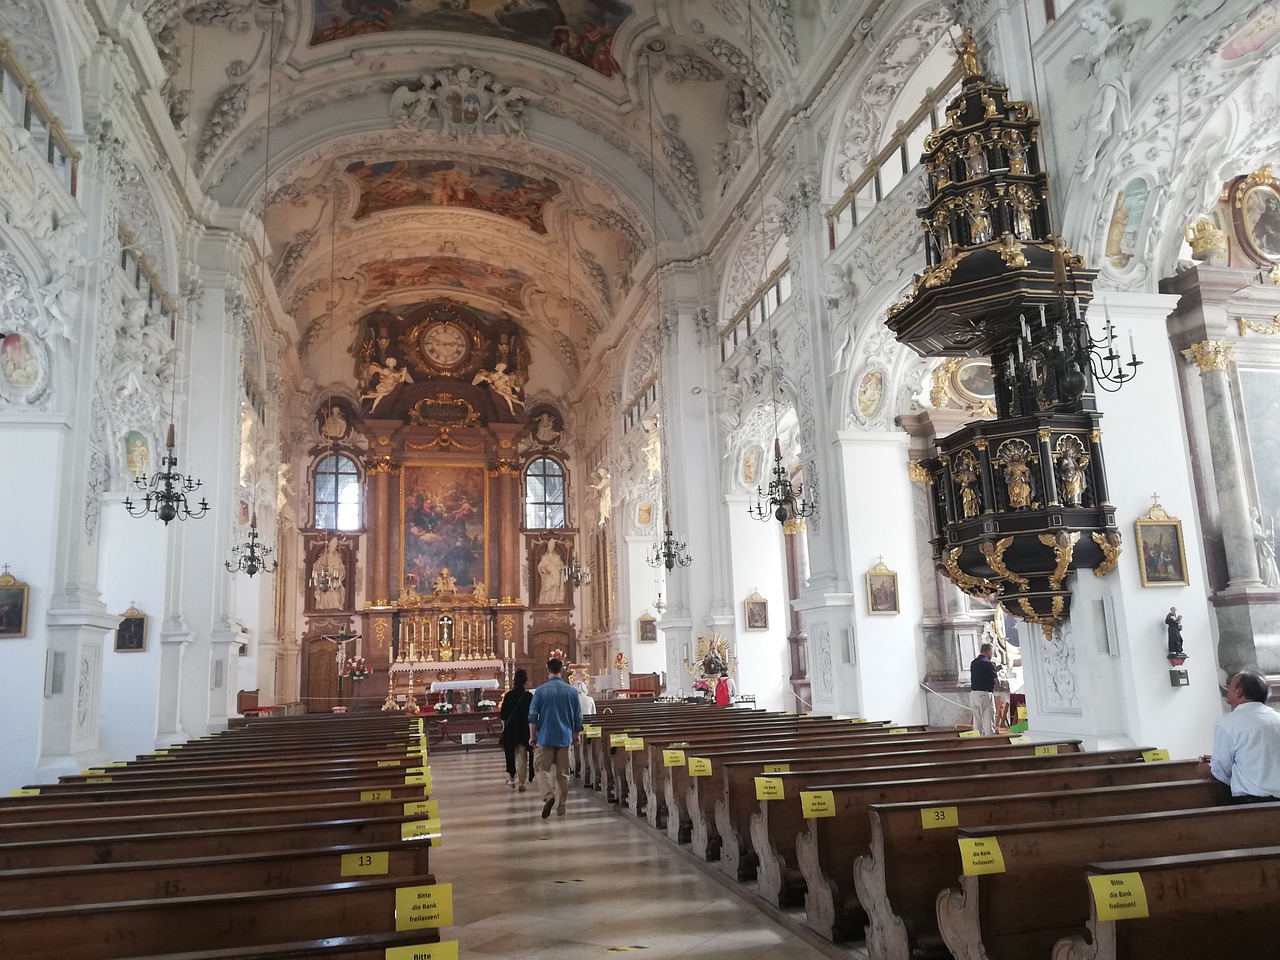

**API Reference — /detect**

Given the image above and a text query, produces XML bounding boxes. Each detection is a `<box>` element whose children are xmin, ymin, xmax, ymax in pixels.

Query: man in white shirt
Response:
<box><xmin>1197</xmin><ymin>670</ymin><xmax>1280</xmax><ymax>802</ymax></box>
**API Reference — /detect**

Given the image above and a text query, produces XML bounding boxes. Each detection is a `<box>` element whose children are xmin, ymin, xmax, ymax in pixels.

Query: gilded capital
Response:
<box><xmin>367</xmin><ymin>456</ymin><xmax>399</xmax><ymax>475</ymax></box>
<box><xmin>1181</xmin><ymin>340</ymin><xmax>1234</xmax><ymax>372</ymax></box>
<box><xmin>907</xmin><ymin>460</ymin><xmax>932</xmax><ymax>482</ymax></box>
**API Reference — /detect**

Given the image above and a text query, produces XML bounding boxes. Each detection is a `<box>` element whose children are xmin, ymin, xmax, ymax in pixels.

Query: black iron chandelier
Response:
<box><xmin>647</xmin><ymin>512</ymin><xmax>692</xmax><ymax>571</ymax></box>
<box><xmin>225</xmin><ymin>512</ymin><xmax>277</xmax><ymax>577</ymax></box>
<box><xmin>125</xmin><ymin>424</ymin><xmax>210</xmax><ymax>524</ymax></box>
<box><xmin>749</xmin><ymin>436</ymin><xmax>816</xmax><ymax>524</ymax></box>
<box><xmin>563</xmin><ymin>556</ymin><xmax>591</xmax><ymax>588</ymax></box>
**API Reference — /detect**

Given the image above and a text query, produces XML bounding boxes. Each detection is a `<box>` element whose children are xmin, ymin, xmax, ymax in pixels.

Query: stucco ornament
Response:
<box><xmin>1070</xmin><ymin>3</ymin><xmax>1151</xmax><ymax>182</ymax></box>
<box><xmin>389</xmin><ymin>67</ymin><xmax>538</xmax><ymax>140</ymax></box>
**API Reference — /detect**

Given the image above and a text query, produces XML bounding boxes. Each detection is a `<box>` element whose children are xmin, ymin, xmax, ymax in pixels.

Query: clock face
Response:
<box><xmin>421</xmin><ymin>322</ymin><xmax>469</xmax><ymax>368</ymax></box>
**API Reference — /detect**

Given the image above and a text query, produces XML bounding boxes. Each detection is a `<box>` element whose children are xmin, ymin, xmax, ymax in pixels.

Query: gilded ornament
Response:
<box><xmin>1055</xmin><ymin>435</ymin><xmax>1090</xmax><ymax>507</ymax></box>
<box><xmin>782</xmin><ymin>517</ymin><xmax>807</xmax><ymax>535</ymax></box>
<box><xmin>907</xmin><ymin>460</ymin><xmax>932</xmax><ymax>483</ymax></box>
<box><xmin>995</xmin><ymin>438</ymin><xmax>1034</xmax><ymax>509</ymax></box>
<box><xmin>958</xmin><ymin>27</ymin><xmax>982</xmax><ymax>77</ymax></box>
<box><xmin>952</xmin><ymin>450</ymin><xmax>982</xmax><ymax>519</ymax></box>
<box><xmin>995</xmin><ymin>233</ymin><xmax>1028</xmax><ymax>268</ymax></box>
<box><xmin>930</xmin><ymin>359</ymin><xmax>961</xmax><ymax>407</ymax></box>
<box><xmin>1037</xmin><ymin>427</ymin><xmax>1052</xmax><ymax>442</ymax></box>
<box><xmin>974</xmin><ymin>438</ymin><xmax>989</xmax><ymax>451</ymax></box>
<box><xmin>1181</xmin><ymin>339</ymin><xmax>1233</xmax><ymax>371</ymax></box>
<box><xmin>1037</xmin><ymin>530</ymin><xmax>1081</xmax><ymax>590</ymax></box>
<box><xmin>1269</xmin><ymin>264</ymin><xmax>1280</xmax><ymax>285</ymax></box>
<box><xmin>1236</xmin><ymin>315</ymin><xmax>1280</xmax><ymax>336</ymax></box>
<box><xmin>942</xmin><ymin>546</ymin><xmax>1000</xmax><ymax>597</ymax></box>
<box><xmin>1091</xmin><ymin>530</ymin><xmax>1123</xmax><ymax>577</ymax></box>
<box><xmin>980</xmin><ymin>536</ymin><xmax>1028</xmax><ymax>589</ymax></box>
<box><xmin>924</xmin><ymin>246</ymin><xmax>970</xmax><ymax>288</ymax></box>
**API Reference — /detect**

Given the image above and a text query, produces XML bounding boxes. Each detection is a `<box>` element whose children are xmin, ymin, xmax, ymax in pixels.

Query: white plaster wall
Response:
<box><xmin>725</xmin><ymin>494</ymin><xmax>792</xmax><ymax>712</ymax></box>
<box><xmin>837</xmin><ymin>432</ymin><xmax>927</xmax><ymax>725</ymax></box>
<box><xmin>622</xmin><ymin>534</ymin><xmax>665</xmax><ymax>678</ymax></box>
<box><xmin>0</xmin><ymin>421</ymin><xmax>64</xmax><ymax>791</ymax></box>
<box><xmin>1026</xmin><ymin>293</ymin><xmax>1222</xmax><ymax>759</ymax></box>
<box><xmin>98</xmin><ymin>495</ymin><xmax>167</xmax><ymax>757</ymax></box>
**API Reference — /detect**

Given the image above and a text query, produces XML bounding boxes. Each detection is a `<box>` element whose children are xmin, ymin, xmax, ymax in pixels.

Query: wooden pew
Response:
<box><xmin>0</xmin><ymin>874</ymin><xmax>444</xmax><ymax>959</ymax></box>
<box><xmin>0</xmin><ymin>840</ymin><xmax>432</xmax><ymax>908</ymax></box>
<box><xmin>855</xmin><ymin>777</ymin><xmax>1224</xmax><ymax>960</ymax></box>
<box><xmin>791</xmin><ymin>752</ymin><xmax>1188</xmax><ymax>939</ymax></box>
<box><xmin>0</xmin><ymin>810</ymin><xmax>430</xmax><ymax>870</ymax></box>
<box><xmin>937</xmin><ymin>803</ymin><xmax>1280</xmax><ymax>960</ymax></box>
<box><xmin>687</xmin><ymin>737</ymin><xmax>1073</xmax><ymax>863</ymax></box>
<box><xmin>1051</xmin><ymin>844</ymin><xmax>1280</xmax><ymax>960</ymax></box>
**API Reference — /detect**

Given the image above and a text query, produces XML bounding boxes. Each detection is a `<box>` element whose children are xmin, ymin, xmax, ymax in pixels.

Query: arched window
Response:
<box><xmin>314</xmin><ymin>454</ymin><xmax>361</xmax><ymax>531</ymax></box>
<box><xmin>525</xmin><ymin>457</ymin><xmax>566</xmax><ymax>529</ymax></box>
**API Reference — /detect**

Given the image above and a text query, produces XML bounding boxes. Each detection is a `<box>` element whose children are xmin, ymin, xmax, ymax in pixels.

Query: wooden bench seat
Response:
<box><xmin>0</xmin><ymin>811</ymin><xmax>431</xmax><ymax>870</ymax></box>
<box><xmin>790</xmin><ymin>752</ymin><xmax>1185</xmax><ymax>939</ymax></box>
<box><xmin>1051</xmin><ymin>844</ymin><xmax>1280</xmax><ymax>960</ymax></box>
<box><xmin>937</xmin><ymin>802</ymin><xmax>1280</xmax><ymax>960</ymax></box>
<box><xmin>0</xmin><ymin>840</ymin><xmax>431</xmax><ymax>909</ymax></box>
<box><xmin>0</xmin><ymin>874</ymin><xmax>444</xmax><ymax>960</ymax></box>
<box><xmin>121</xmin><ymin>931</ymin><xmax>451</xmax><ymax>960</ymax></box>
<box><xmin>855</xmin><ymin>777</ymin><xmax>1224</xmax><ymax>960</ymax></box>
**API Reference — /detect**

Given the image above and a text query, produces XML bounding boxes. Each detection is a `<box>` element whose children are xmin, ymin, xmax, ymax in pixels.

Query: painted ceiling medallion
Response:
<box><xmin>309</xmin><ymin>0</ymin><xmax>631</xmax><ymax>78</ymax></box>
<box><xmin>362</xmin><ymin>255</ymin><xmax>528</xmax><ymax>308</ymax></box>
<box><xmin>345</xmin><ymin>160</ymin><xmax>562</xmax><ymax>233</ymax></box>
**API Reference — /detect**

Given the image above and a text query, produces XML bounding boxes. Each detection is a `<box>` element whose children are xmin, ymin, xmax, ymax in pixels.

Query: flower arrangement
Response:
<box><xmin>342</xmin><ymin>657</ymin><xmax>370</xmax><ymax>680</ymax></box>
<box><xmin>547</xmin><ymin>648</ymin><xmax>567</xmax><ymax>665</ymax></box>
<box><xmin>477</xmin><ymin>699</ymin><xmax>497</xmax><ymax>712</ymax></box>
<box><xmin>692</xmin><ymin>680</ymin><xmax>710</xmax><ymax>693</ymax></box>
<box><xmin>433</xmin><ymin>701</ymin><xmax>454</xmax><ymax>714</ymax></box>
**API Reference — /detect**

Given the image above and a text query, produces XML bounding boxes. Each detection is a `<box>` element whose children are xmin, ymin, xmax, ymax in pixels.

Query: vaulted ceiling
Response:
<box><xmin>140</xmin><ymin>0</ymin><xmax>823</xmax><ymax>401</ymax></box>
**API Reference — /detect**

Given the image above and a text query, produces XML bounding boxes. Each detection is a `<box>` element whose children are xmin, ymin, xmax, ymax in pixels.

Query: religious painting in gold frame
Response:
<box><xmin>743</xmin><ymin>589</ymin><xmax>768</xmax><ymax>630</ymax></box>
<box><xmin>1134</xmin><ymin>501</ymin><xmax>1189</xmax><ymax>587</ymax></box>
<box><xmin>866</xmin><ymin>560</ymin><xmax>900</xmax><ymax>615</ymax></box>
<box><xmin>0</xmin><ymin>567</ymin><xmax>29</xmax><ymax>638</ymax></box>
<box><xmin>114</xmin><ymin>606</ymin><xmax>147</xmax><ymax>652</ymax></box>
<box><xmin>638</xmin><ymin>612</ymin><xmax>657</xmax><ymax>643</ymax></box>
<box><xmin>1229</xmin><ymin>167</ymin><xmax>1280</xmax><ymax>265</ymax></box>
<box><xmin>400</xmin><ymin>461</ymin><xmax>489</xmax><ymax>595</ymax></box>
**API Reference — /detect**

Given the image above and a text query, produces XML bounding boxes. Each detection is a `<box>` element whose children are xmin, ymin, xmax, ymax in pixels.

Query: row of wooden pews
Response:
<box><xmin>0</xmin><ymin>713</ymin><xmax>456</xmax><ymax>960</ymax></box>
<box><xmin>577</xmin><ymin>701</ymin><xmax>1278</xmax><ymax>960</ymax></box>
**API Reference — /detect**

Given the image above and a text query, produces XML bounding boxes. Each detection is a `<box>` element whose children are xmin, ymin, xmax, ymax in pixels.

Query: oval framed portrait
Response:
<box><xmin>854</xmin><ymin>367</ymin><xmax>885</xmax><ymax>421</ymax></box>
<box><xmin>951</xmin><ymin>358</ymin><xmax>995</xmax><ymax>406</ymax></box>
<box><xmin>1231</xmin><ymin>169</ymin><xmax>1280</xmax><ymax>264</ymax></box>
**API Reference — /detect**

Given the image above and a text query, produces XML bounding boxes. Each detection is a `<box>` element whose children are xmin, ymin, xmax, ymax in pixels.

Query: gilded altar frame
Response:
<box><xmin>399</xmin><ymin>459</ymin><xmax>490</xmax><ymax>596</ymax></box>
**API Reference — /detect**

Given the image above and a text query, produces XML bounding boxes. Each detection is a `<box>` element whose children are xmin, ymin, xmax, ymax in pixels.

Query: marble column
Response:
<box><xmin>1181</xmin><ymin>340</ymin><xmax>1261</xmax><ymax>588</ymax></box>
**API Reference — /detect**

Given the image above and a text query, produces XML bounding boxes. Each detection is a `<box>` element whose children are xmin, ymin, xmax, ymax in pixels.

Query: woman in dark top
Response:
<box><xmin>499</xmin><ymin>668</ymin><xmax>534</xmax><ymax>790</ymax></box>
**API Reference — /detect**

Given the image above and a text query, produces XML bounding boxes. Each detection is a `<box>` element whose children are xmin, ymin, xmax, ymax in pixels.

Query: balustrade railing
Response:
<box><xmin>0</xmin><ymin>37</ymin><xmax>78</xmax><ymax>196</ymax></box>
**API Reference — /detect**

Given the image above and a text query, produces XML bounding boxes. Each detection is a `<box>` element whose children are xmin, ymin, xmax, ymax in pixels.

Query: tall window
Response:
<box><xmin>314</xmin><ymin>454</ymin><xmax>361</xmax><ymax>530</ymax></box>
<box><xmin>525</xmin><ymin>457</ymin><xmax>566</xmax><ymax>529</ymax></box>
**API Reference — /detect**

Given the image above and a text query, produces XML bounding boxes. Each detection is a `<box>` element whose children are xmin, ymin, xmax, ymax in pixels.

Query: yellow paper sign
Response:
<box><xmin>11</xmin><ymin>788</ymin><xmax>39</xmax><ymax>797</ymax></box>
<box><xmin>1034</xmin><ymin>744</ymin><xmax>1059</xmax><ymax>756</ymax></box>
<box><xmin>763</xmin><ymin>763</ymin><xmax>791</xmax><ymax>774</ymax></box>
<box><xmin>1087</xmin><ymin>872</ymin><xmax>1150</xmax><ymax>920</ymax></box>
<box><xmin>414</xmin><ymin>720</ymin><xmax>425</xmax><ymax>734</ymax></box>
<box><xmin>401</xmin><ymin>818</ymin><xmax>443</xmax><ymax>843</ymax></box>
<box><xmin>609</xmin><ymin>734</ymin><xmax>627</xmax><ymax>747</ymax></box>
<box><xmin>1141</xmin><ymin>748</ymin><xmax>1170</xmax><ymax>762</ymax></box>
<box><xmin>1017</xmin><ymin>706</ymin><xmax>1028</xmax><ymax>720</ymax></box>
<box><xmin>687</xmin><ymin>757</ymin><xmax>713</xmax><ymax>777</ymax></box>
<box><xmin>361</xmin><ymin>789</ymin><xmax>391</xmax><ymax>802</ymax></box>
<box><xmin>405</xmin><ymin>772</ymin><xmax>433</xmax><ymax>789</ymax></box>
<box><xmin>921</xmin><ymin>806</ymin><xmax>959</xmax><ymax>829</ymax></box>
<box><xmin>86</xmin><ymin>777</ymin><xmax>112</xmax><ymax>784</ymax></box>
<box><xmin>340</xmin><ymin>851</ymin><xmax>389</xmax><ymax>876</ymax></box>
<box><xmin>394</xmin><ymin>882</ymin><xmax>453</xmax><ymax>931</ymax></box>
<box><xmin>850</xmin><ymin>718</ymin><xmax>868</xmax><ymax>724</ymax></box>
<box><xmin>583</xmin><ymin>725</ymin><xmax>601</xmax><ymax>738</ymax></box>
<box><xmin>1009</xmin><ymin>734</ymin><xmax>1031</xmax><ymax>744</ymax></box>
<box><xmin>754</xmin><ymin>777</ymin><xmax>785</xmax><ymax>801</ymax></box>
<box><xmin>152</xmin><ymin>749</ymin><xmax>171</xmax><ymax>755</ymax></box>
<box><xmin>958</xmin><ymin>837</ymin><xmax>1006</xmax><ymax>876</ymax></box>
<box><xmin>959</xmin><ymin>730</ymin><xmax>982</xmax><ymax>738</ymax></box>
<box><xmin>404</xmin><ymin>799</ymin><xmax>438</xmax><ymax>818</ymax></box>
<box><xmin>663</xmin><ymin>749</ymin><xmax>686</xmax><ymax>767</ymax></box>
<box><xmin>888</xmin><ymin>727</ymin><xmax>908</xmax><ymax>734</ymax></box>
<box><xmin>82</xmin><ymin>768</ymin><xmax>104</xmax><ymax>775</ymax></box>
<box><xmin>624</xmin><ymin>738</ymin><xmax>645</xmax><ymax>751</ymax></box>
<box><xmin>106</xmin><ymin>762</ymin><xmax>127</xmax><ymax>767</ymax></box>
<box><xmin>378</xmin><ymin>760</ymin><xmax>401</xmax><ymax>768</ymax></box>
<box><xmin>406</xmin><ymin>766</ymin><xmax>427</xmax><ymax>775</ymax></box>
<box><xmin>386</xmin><ymin>940</ymin><xmax>459</xmax><ymax>960</ymax></box>
<box><xmin>667</xmin><ymin>741</ymin><xmax>690</xmax><ymax>748</ymax></box>
<box><xmin>800</xmin><ymin>790</ymin><xmax>836</xmax><ymax>818</ymax></box>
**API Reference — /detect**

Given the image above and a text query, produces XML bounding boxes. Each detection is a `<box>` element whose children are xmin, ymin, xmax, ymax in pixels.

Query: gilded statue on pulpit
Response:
<box><xmin>434</xmin><ymin>567</ymin><xmax>458</xmax><ymax>593</ymax></box>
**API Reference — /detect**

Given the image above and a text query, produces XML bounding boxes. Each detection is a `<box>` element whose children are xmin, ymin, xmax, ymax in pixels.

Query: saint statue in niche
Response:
<box><xmin>537</xmin><ymin>541</ymin><xmax>565</xmax><ymax>605</ymax></box>
<box><xmin>314</xmin><ymin>538</ymin><xmax>346</xmax><ymax>610</ymax></box>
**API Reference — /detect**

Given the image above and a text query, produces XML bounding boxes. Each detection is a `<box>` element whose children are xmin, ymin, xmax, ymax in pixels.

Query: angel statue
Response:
<box><xmin>1070</xmin><ymin>3</ymin><xmax>1150</xmax><ymax>181</ymax></box>
<box><xmin>362</xmin><ymin>357</ymin><xmax>413</xmax><ymax>412</ymax></box>
<box><xmin>389</xmin><ymin>77</ymin><xmax>437</xmax><ymax>131</ymax></box>
<box><xmin>472</xmin><ymin>361</ymin><xmax>524</xmax><ymax>415</ymax></box>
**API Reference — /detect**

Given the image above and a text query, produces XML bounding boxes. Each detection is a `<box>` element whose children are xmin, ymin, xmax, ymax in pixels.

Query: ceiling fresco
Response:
<box><xmin>345</xmin><ymin>159</ymin><xmax>563</xmax><ymax>233</ymax></box>
<box><xmin>362</xmin><ymin>255</ymin><xmax>529</xmax><ymax>308</ymax></box>
<box><xmin>308</xmin><ymin>0</ymin><xmax>632</xmax><ymax>78</ymax></box>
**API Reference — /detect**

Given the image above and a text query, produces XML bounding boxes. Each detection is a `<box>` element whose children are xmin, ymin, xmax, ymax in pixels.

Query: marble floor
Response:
<box><xmin>429</xmin><ymin>747</ymin><xmax>866</xmax><ymax>960</ymax></box>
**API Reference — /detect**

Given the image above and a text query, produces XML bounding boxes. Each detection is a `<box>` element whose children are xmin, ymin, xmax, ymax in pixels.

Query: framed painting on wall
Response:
<box><xmin>866</xmin><ymin>560</ymin><xmax>900</xmax><ymax>615</ymax></box>
<box><xmin>0</xmin><ymin>567</ymin><xmax>28</xmax><ymax>638</ymax></box>
<box><xmin>115</xmin><ymin>606</ymin><xmax>147</xmax><ymax>652</ymax></box>
<box><xmin>638</xmin><ymin>612</ymin><xmax>657</xmax><ymax>643</ymax></box>
<box><xmin>400</xmin><ymin>461</ymin><xmax>489</xmax><ymax>596</ymax></box>
<box><xmin>1135</xmin><ymin>501</ymin><xmax>1189</xmax><ymax>587</ymax></box>
<box><xmin>743</xmin><ymin>589</ymin><xmax>768</xmax><ymax>630</ymax></box>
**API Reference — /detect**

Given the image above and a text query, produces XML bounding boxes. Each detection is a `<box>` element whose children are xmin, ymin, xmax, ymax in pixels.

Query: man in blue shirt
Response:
<box><xmin>528</xmin><ymin>657</ymin><xmax>583</xmax><ymax>819</ymax></box>
<box><xmin>969</xmin><ymin>642</ymin><xmax>1001</xmax><ymax>736</ymax></box>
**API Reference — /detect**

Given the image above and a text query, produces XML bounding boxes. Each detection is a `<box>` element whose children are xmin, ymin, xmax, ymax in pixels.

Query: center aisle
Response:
<box><xmin>428</xmin><ymin>747</ymin><xmax>856</xmax><ymax>959</ymax></box>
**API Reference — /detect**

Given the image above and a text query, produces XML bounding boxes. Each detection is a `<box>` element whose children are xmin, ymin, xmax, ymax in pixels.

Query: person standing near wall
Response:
<box><xmin>499</xmin><ymin>668</ymin><xmax>533</xmax><ymax>791</ymax></box>
<box><xmin>969</xmin><ymin>642</ymin><xmax>1000</xmax><ymax>736</ymax></box>
<box><xmin>528</xmin><ymin>658</ymin><xmax>583</xmax><ymax>819</ymax></box>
